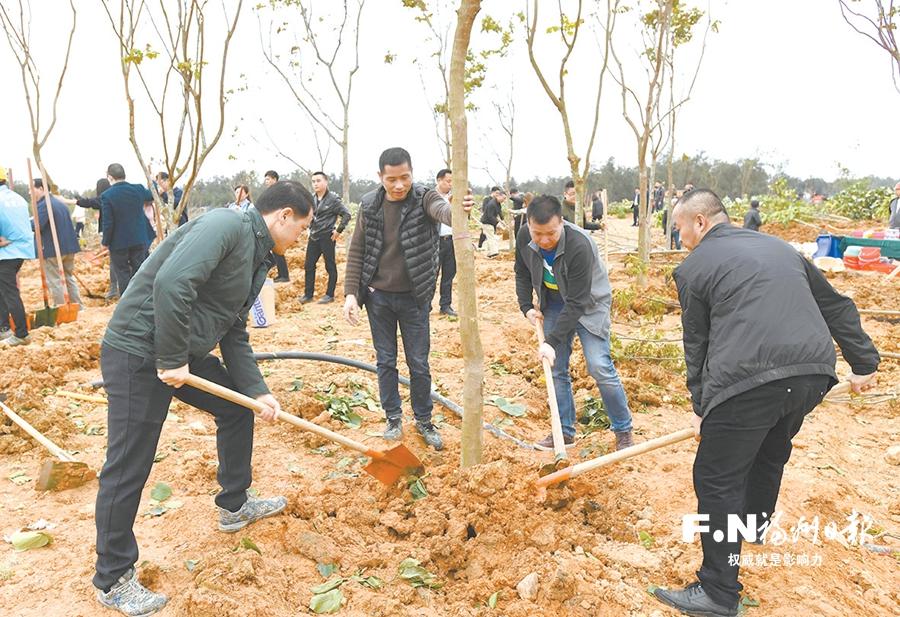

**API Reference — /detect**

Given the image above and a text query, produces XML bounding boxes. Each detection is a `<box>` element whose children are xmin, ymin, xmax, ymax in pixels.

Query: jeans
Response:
<box><xmin>693</xmin><ymin>375</ymin><xmax>830</xmax><ymax>607</ymax></box>
<box><xmin>44</xmin><ymin>252</ymin><xmax>82</xmax><ymax>306</ymax></box>
<box><xmin>94</xmin><ymin>345</ymin><xmax>255</xmax><ymax>591</ymax></box>
<box><xmin>437</xmin><ymin>235</ymin><xmax>456</xmax><ymax>310</ymax></box>
<box><xmin>304</xmin><ymin>235</ymin><xmax>337</xmax><ymax>297</ymax></box>
<box><xmin>109</xmin><ymin>245</ymin><xmax>149</xmax><ymax>295</ymax></box>
<box><xmin>542</xmin><ymin>303</ymin><xmax>632</xmax><ymax>437</ymax></box>
<box><xmin>364</xmin><ymin>289</ymin><xmax>433</xmax><ymax>423</ymax></box>
<box><xmin>0</xmin><ymin>259</ymin><xmax>27</xmax><ymax>337</ymax></box>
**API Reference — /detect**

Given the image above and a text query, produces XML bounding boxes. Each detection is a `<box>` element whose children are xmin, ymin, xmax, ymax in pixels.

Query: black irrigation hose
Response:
<box><xmin>90</xmin><ymin>351</ymin><xmax>537</xmax><ymax>451</ymax></box>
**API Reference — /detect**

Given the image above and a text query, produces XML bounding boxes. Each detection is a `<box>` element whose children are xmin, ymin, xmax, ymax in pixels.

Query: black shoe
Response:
<box><xmin>299</xmin><ymin>295</ymin><xmax>314</xmax><ymax>304</ymax></box>
<box><xmin>383</xmin><ymin>418</ymin><xmax>402</xmax><ymax>441</ymax></box>
<box><xmin>439</xmin><ymin>307</ymin><xmax>458</xmax><ymax>317</ymax></box>
<box><xmin>273</xmin><ymin>277</ymin><xmax>290</xmax><ymax>283</ymax></box>
<box><xmin>317</xmin><ymin>295</ymin><xmax>334</xmax><ymax>304</ymax></box>
<box><xmin>653</xmin><ymin>582</ymin><xmax>738</xmax><ymax>617</ymax></box>
<box><xmin>416</xmin><ymin>421</ymin><xmax>444</xmax><ymax>451</ymax></box>
<box><xmin>533</xmin><ymin>433</ymin><xmax>575</xmax><ymax>451</ymax></box>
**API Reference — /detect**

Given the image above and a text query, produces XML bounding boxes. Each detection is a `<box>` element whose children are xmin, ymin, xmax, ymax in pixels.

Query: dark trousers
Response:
<box><xmin>364</xmin><ymin>289</ymin><xmax>433</xmax><ymax>423</ymax></box>
<box><xmin>513</xmin><ymin>214</ymin><xmax>523</xmax><ymax>242</ymax></box>
<box><xmin>693</xmin><ymin>374</ymin><xmax>830</xmax><ymax>606</ymax></box>
<box><xmin>437</xmin><ymin>236</ymin><xmax>456</xmax><ymax>310</ymax></box>
<box><xmin>75</xmin><ymin>221</ymin><xmax>85</xmax><ymax>237</ymax></box>
<box><xmin>632</xmin><ymin>206</ymin><xmax>639</xmax><ymax>225</ymax></box>
<box><xmin>274</xmin><ymin>253</ymin><xmax>289</xmax><ymax>280</ymax></box>
<box><xmin>0</xmin><ymin>259</ymin><xmax>27</xmax><ymax>337</ymax></box>
<box><xmin>109</xmin><ymin>245</ymin><xmax>149</xmax><ymax>295</ymax></box>
<box><xmin>94</xmin><ymin>344</ymin><xmax>255</xmax><ymax>591</ymax></box>
<box><xmin>304</xmin><ymin>235</ymin><xmax>338</xmax><ymax>298</ymax></box>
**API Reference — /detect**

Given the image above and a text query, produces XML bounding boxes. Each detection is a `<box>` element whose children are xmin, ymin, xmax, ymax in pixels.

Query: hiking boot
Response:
<box><xmin>534</xmin><ymin>433</ymin><xmax>575</xmax><ymax>451</ymax></box>
<box><xmin>0</xmin><ymin>329</ymin><xmax>11</xmax><ymax>342</ymax></box>
<box><xmin>383</xmin><ymin>418</ymin><xmax>403</xmax><ymax>441</ymax></box>
<box><xmin>299</xmin><ymin>295</ymin><xmax>314</xmax><ymax>304</ymax></box>
<box><xmin>653</xmin><ymin>582</ymin><xmax>738</xmax><ymax>617</ymax></box>
<box><xmin>614</xmin><ymin>430</ymin><xmax>634</xmax><ymax>451</ymax></box>
<box><xmin>1</xmin><ymin>334</ymin><xmax>30</xmax><ymax>347</ymax></box>
<box><xmin>416</xmin><ymin>421</ymin><xmax>444</xmax><ymax>451</ymax></box>
<box><xmin>218</xmin><ymin>492</ymin><xmax>287</xmax><ymax>533</ymax></box>
<box><xmin>440</xmin><ymin>307</ymin><xmax>458</xmax><ymax>317</ymax></box>
<box><xmin>96</xmin><ymin>567</ymin><xmax>167</xmax><ymax>617</ymax></box>
<box><xmin>317</xmin><ymin>295</ymin><xmax>335</xmax><ymax>304</ymax></box>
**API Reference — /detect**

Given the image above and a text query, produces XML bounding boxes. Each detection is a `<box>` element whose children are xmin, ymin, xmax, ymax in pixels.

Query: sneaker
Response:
<box><xmin>416</xmin><ymin>421</ymin><xmax>444</xmax><ymax>451</ymax></box>
<box><xmin>2</xmin><ymin>335</ymin><xmax>30</xmax><ymax>347</ymax></box>
<box><xmin>273</xmin><ymin>277</ymin><xmax>290</xmax><ymax>283</ymax></box>
<box><xmin>534</xmin><ymin>433</ymin><xmax>575</xmax><ymax>451</ymax></box>
<box><xmin>439</xmin><ymin>307</ymin><xmax>458</xmax><ymax>317</ymax></box>
<box><xmin>218</xmin><ymin>492</ymin><xmax>288</xmax><ymax>533</ymax></box>
<box><xmin>383</xmin><ymin>418</ymin><xmax>402</xmax><ymax>441</ymax></box>
<box><xmin>0</xmin><ymin>330</ymin><xmax>11</xmax><ymax>341</ymax></box>
<box><xmin>614</xmin><ymin>430</ymin><xmax>634</xmax><ymax>451</ymax></box>
<box><xmin>96</xmin><ymin>567</ymin><xmax>167</xmax><ymax>617</ymax></box>
<box><xmin>317</xmin><ymin>295</ymin><xmax>334</xmax><ymax>304</ymax></box>
<box><xmin>652</xmin><ymin>582</ymin><xmax>739</xmax><ymax>617</ymax></box>
<box><xmin>299</xmin><ymin>295</ymin><xmax>314</xmax><ymax>304</ymax></box>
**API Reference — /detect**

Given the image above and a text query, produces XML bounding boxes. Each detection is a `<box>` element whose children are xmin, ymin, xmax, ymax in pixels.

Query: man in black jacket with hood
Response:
<box><xmin>652</xmin><ymin>190</ymin><xmax>879</xmax><ymax>617</ymax></box>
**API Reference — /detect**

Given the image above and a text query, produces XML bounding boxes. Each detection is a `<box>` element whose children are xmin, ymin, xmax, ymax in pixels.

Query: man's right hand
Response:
<box><xmin>849</xmin><ymin>372</ymin><xmax>875</xmax><ymax>394</ymax></box>
<box><xmin>344</xmin><ymin>295</ymin><xmax>360</xmax><ymax>326</ymax></box>
<box><xmin>157</xmin><ymin>364</ymin><xmax>190</xmax><ymax>388</ymax></box>
<box><xmin>526</xmin><ymin>308</ymin><xmax>543</xmax><ymax>326</ymax></box>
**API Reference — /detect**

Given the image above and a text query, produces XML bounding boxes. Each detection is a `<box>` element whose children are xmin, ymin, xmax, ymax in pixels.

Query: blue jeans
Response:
<box><xmin>542</xmin><ymin>303</ymin><xmax>633</xmax><ymax>437</ymax></box>
<box><xmin>365</xmin><ymin>289</ymin><xmax>433</xmax><ymax>423</ymax></box>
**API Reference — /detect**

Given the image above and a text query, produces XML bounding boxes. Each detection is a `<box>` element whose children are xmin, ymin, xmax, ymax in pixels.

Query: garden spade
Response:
<box><xmin>25</xmin><ymin>161</ymin><xmax>57</xmax><ymax>328</ymax></box>
<box><xmin>534</xmin><ymin>319</ymin><xmax>568</xmax><ymax>473</ymax></box>
<box><xmin>185</xmin><ymin>374</ymin><xmax>425</xmax><ymax>485</ymax></box>
<box><xmin>38</xmin><ymin>162</ymin><xmax>79</xmax><ymax>324</ymax></box>
<box><xmin>0</xmin><ymin>399</ymin><xmax>95</xmax><ymax>491</ymax></box>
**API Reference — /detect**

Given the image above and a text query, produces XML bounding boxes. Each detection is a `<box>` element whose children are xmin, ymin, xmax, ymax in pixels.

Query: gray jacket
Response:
<box><xmin>889</xmin><ymin>197</ymin><xmax>900</xmax><ymax>229</ymax></box>
<box><xmin>514</xmin><ymin>221</ymin><xmax>612</xmax><ymax>346</ymax></box>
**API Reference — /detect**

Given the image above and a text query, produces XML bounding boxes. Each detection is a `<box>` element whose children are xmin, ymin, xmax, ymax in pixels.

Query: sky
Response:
<box><xmin>1</xmin><ymin>0</ymin><xmax>898</xmax><ymax>193</ymax></box>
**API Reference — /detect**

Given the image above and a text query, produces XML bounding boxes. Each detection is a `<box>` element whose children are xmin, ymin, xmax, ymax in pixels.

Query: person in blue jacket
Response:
<box><xmin>32</xmin><ymin>178</ymin><xmax>82</xmax><ymax>307</ymax></box>
<box><xmin>100</xmin><ymin>163</ymin><xmax>155</xmax><ymax>294</ymax></box>
<box><xmin>0</xmin><ymin>167</ymin><xmax>36</xmax><ymax>346</ymax></box>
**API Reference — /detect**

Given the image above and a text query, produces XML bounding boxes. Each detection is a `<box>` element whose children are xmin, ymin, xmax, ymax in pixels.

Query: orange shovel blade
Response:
<box><xmin>362</xmin><ymin>443</ymin><xmax>425</xmax><ymax>486</ymax></box>
<box><xmin>55</xmin><ymin>303</ymin><xmax>79</xmax><ymax>324</ymax></box>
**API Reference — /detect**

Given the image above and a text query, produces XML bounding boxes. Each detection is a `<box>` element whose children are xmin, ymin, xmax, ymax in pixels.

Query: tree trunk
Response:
<box><xmin>449</xmin><ymin>0</ymin><xmax>484</xmax><ymax>469</ymax></box>
<box><xmin>342</xmin><ymin>121</ymin><xmax>351</xmax><ymax>206</ymax></box>
<box><xmin>636</xmin><ymin>160</ymin><xmax>651</xmax><ymax>287</ymax></box>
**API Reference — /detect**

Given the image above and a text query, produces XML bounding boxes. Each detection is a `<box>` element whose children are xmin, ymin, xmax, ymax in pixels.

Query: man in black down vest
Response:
<box><xmin>343</xmin><ymin>147</ymin><xmax>472</xmax><ymax>451</ymax></box>
<box><xmin>652</xmin><ymin>190</ymin><xmax>879</xmax><ymax>617</ymax></box>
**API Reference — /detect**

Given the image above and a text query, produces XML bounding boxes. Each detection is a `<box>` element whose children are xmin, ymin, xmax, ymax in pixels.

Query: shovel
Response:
<box><xmin>184</xmin><ymin>374</ymin><xmax>425</xmax><ymax>486</ymax></box>
<box><xmin>534</xmin><ymin>318</ymin><xmax>568</xmax><ymax>472</ymax></box>
<box><xmin>38</xmin><ymin>162</ymin><xmax>78</xmax><ymax>324</ymax></box>
<box><xmin>25</xmin><ymin>161</ymin><xmax>58</xmax><ymax>328</ymax></box>
<box><xmin>0</xmin><ymin>399</ymin><xmax>95</xmax><ymax>491</ymax></box>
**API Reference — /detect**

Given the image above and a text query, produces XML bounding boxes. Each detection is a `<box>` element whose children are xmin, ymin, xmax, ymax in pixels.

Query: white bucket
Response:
<box><xmin>251</xmin><ymin>278</ymin><xmax>276</xmax><ymax>327</ymax></box>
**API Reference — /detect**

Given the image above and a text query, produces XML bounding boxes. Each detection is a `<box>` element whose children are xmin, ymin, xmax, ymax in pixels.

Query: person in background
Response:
<box><xmin>653</xmin><ymin>180</ymin><xmax>665</xmax><ymax>212</ymax></box>
<box><xmin>652</xmin><ymin>189</ymin><xmax>879</xmax><ymax>617</ymax></box>
<box><xmin>154</xmin><ymin>172</ymin><xmax>187</xmax><ymax>227</ymax></box>
<box><xmin>743</xmin><ymin>199</ymin><xmax>762</xmax><ymax>232</ymax></box>
<box><xmin>32</xmin><ymin>178</ymin><xmax>82</xmax><ymax>308</ymax></box>
<box><xmin>591</xmin><ymin>190</ymin><xmax>604</xmax><ymax>223</ymax></box>
<box><xmin>631</xmin><ymin>188</ymin><xmax>640</xmax><ymax>226</ymax></box>
<box><xmin>480</xmin><ymin>186</ymin><xmax>505</xmax><ymax>258</ymax></box>
<box><xmin>888</xmin><ymin>181</ymin><xmax>900</xmax><ymax>229</ymax></box>
<box><xmin>100</xmin><ymin>164</ymin><xmax>155</xmax><ymax>295</ymax></box>
<box><xmin>479</xmin><ymin>186</ymin><xmax>504</xmax><ymax>249</ymax></box>
<box><xmin>70</xmin><ymin>178</ymin><xmax>117</xmax><ymax>298</ymax></box>
<box><xmin>662</xmin><ymin>189</ymin><xmax>684</xmax><ymax>250</ymax></box>
<box><xmin>300</xmin><ymin>171</ymin><xmax>351</xmax><ymax>305</ymax></box>
<box><xmin>228</xmin><ymin>185</ymin><xmax>252</xmax><ymax>212</ymax></box>
<box><xmin>0</xmin><ymin>167</ymin><xmax>35</xmax><ymax>346</ymax></box>
<box><xmin>509</xmin><ymin>186</ymin><xmax>526</xmax><ymax>240</ymax></box>
<box><xmin>433</xmin><ymin>168</ymin><xmax>457</xmax><ymax>316</ymax></box>
<box><xmin>73</xmin><ymin>201</ymin><xmax>86</xmax><ymax>238</ymax></box>
<box><xmin>265</xmin><ymin>170</ymin><xmax>291</xmax><ymax>283</ymax></box>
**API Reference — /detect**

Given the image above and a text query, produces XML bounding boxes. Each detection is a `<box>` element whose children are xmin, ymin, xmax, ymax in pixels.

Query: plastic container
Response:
<box><xmin>814</xmin><ymin>234</ymin><xmax>842</xmax><ymax>258</ymax></box>
<box><xmin>251</xmin><ymin>278</ymin><xmax>276</xmax><ymax>327</ymax></box>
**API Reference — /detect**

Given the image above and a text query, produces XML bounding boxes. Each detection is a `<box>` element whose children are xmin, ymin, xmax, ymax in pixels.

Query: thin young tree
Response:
<box><xmin>524</xmin><ymin>0</ymin><xmax>611</xmax><ymax>228</ymax></box>
<box><xmin>259</xmin><ymin>0</ymin><xmax>365</xmax><ymax>205</ymax></box>
<box><xmin>839</xmin><ymin>0</ymin><xmax>900</xmax><ymax>93</ymax></box>
<box><xmin>0</xmin><ymin>0</ymin><xmax>77</xmax><ymax>190</ymax></box>
<box><xmin>449</xmin><ymin>0</ymin><xmax>485</xmax><ymax>468</ymax></box>
<box><xmin>100</xmin><ymin>0</ymin><xmax>243</xmax><ymax>229</ymax></box>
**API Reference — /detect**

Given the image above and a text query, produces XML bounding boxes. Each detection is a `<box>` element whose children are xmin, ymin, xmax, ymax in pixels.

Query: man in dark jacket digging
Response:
<box><xmin>652</xmin><ymin>190</ymin><xmax>879</xmax><ymax>617</ymax></box>
<box><xmin>300</xmin><ymin>171</ymin><xmax>351</xmax><ymax>305</ymax></box>
<box><xmin>93</xmin><ymin>181</ymin><xmax>314</xmax><ymax>617</ymax></box>
<box><xmin>343</xmin><ymin>147</ymin><xmax>472</xmax><ymax>451</ymax></box>
<box><xmin>514</xmin><ymin>195</ymin><xmax>634</xmax><ymax>452</ymax></box>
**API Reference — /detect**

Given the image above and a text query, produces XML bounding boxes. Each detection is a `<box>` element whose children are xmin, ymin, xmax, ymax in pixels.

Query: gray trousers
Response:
<box><xmin>44</xmin><ymin>253</ymin><xmax>82</xmax><ymax>306</ymax></box>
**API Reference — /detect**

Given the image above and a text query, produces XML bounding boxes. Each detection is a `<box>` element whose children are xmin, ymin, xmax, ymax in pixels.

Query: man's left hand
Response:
<box><xmin>691</xmin><ymin>413</ymin><xmax>702</xmax><ymax>441</ymax></box>
<box><xmin>462</xmin><ymin>193</ymin><xmax>474</xmax><ymax>213</ymax></box>
<box><xmin>537</xmin><ymin>342</ymin><xmax>556</xmax><ymax>367</ymax></box>
<box><xmin>331</xmin><ymin>230</ymin><xmax>341</xmax><ymax>242</ymax></box>
<box><xmin>849</xmin><ymin>372</ymin><xmax>875</xmax><ymax>394</ymax></box>
<box><xmin>254</xmin><ymin>393</ymin><xmax>281</xmax><ymax>422</ymax></box>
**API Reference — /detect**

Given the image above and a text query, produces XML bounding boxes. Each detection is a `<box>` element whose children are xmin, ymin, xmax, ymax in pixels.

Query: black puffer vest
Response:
<box><xmin>357</xmin><ymin>184</ymin><xmax>439</xmax><ymax>307</ymax></box>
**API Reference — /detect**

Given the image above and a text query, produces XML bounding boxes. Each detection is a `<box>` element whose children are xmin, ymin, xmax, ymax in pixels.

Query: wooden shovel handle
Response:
<box><xmin>536</xmin><ymin>427</ymin><xmax>695</xmax><ymax>489</ymax></box>
<box><xmin>38</xmin><ymin>162</ymin><xmax>71</xmax><ymax>305</ymax></box>
<box><xmin>184</xmin><ymin>374</ymin><xmax>377</xmax><ymax>457</ymax></box>
<box><xmin>535</xmin><ymin>319</ymin><xmax>567</xmax><ymax>460</ymax></box>
<box><xmin>0</xmin><ymin>400</ymin><xmax>75</xmax><ymax>462</ymax></box>
<box><xmin>26</xmin><ymin>160</ymin><xmax>53</xmax><ymax>306</ymax></box>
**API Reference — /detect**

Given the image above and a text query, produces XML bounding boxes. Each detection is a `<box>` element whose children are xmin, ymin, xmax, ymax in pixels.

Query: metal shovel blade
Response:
<box><xmin>55</xmin><ymin>303</ymin><xmax>79</xmax><ymax>324</ymax></box>
<box><xmin>31</xmin><ymin>306</ymin><xmax>58</xmax><ymax>329</ymax></box>
<box><xmin>362</xmin><ymin>443</ymin><xmax>425</xmax><ymax>486</ymax></box>
<box><xmin>36</xmin><ymin>460</ymin><xmax>96</xmax><ymax>491</ymax></box>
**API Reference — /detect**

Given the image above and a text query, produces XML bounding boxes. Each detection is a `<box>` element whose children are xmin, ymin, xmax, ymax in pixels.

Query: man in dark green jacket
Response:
<box><xmin>93</xmin><ymin>181</ymin><xmax>314</xmax><ymax>617</ymax></box>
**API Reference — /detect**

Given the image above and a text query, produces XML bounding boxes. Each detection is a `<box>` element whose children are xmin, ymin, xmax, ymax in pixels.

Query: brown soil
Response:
<box><xmin>0</xmin><ymin>219</ymin><xmax>897</xmax><ymax>616</ymax></box>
